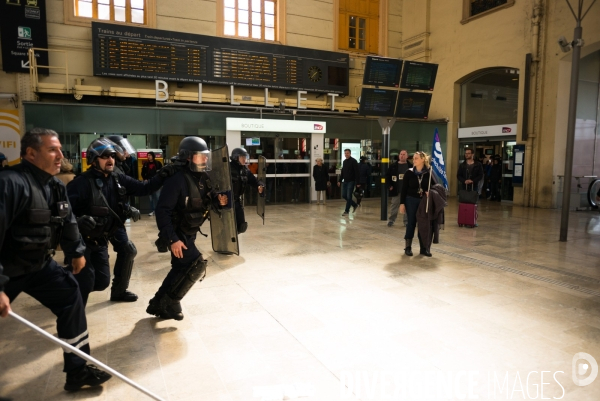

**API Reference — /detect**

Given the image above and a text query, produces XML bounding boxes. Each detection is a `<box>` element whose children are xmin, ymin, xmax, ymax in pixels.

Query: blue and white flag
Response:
<box><xmin>431</xmin><ymin>128</ymin><xmax>449</xmax><ymax>190</ymax></box>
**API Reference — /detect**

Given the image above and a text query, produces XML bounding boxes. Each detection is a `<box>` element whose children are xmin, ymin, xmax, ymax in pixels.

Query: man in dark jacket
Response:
<box><xmin>141</xmin><ymin>151</ymin><xmax>163</xmax><ymax>216</ymax></box>
<box><xmin>387</xmin><ymin>150</ymin><xmax>412</xmax><ymax>227</ymax></box>
<box><xmin>457</xmin><ymin>148</ymin><xmax>484</xmax><ymax>193</ymax></box>
<box><xmin>337</xmin><ymin>149</ymin><xmax>360</xmax><ymax>216</ymax></box>
<box><xmin>0</xmin><ymin>128</ymin><xmax>111</xmax><ymax>392</ymax></box>
<box><xmin>489</xmin><ymin>157</ymin><xmax>502</xmax><ymax>201</ymax></box>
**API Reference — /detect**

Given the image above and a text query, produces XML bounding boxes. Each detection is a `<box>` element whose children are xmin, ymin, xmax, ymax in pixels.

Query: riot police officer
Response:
<box><xmin>147</xmin><ymin>137</ymin><xmax>227</xmax><ymax>321</ymax></box>
<box><xmin>230</xmin><ymin>148</ymin><xmax>264</xmax><ymax>233</ymax></box>
<box><xmin>0</xmin><ymin>152</ymin><xmax>8</xmax><ymax>170</ymax></box>
<box><xmin>0</xmin><ymin>128</ymin><xmax>111</xmax><ymax>391</ymax></box>
<box><xmin>67</xmin><ymin>138</ymin><xmax>165</xmax><ymax>304</ymax></box>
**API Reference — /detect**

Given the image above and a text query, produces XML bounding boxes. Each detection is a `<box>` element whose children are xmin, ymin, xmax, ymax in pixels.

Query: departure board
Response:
<box><xmin>358</xmin><ymin>88</ymin><xmax>398</xmax><ymax>117</ymax></box>
<box><xmin>362</xmin><ymin>56</ymin><xmax>403</xmax><ymax>87</ymax></box>
<box><xmin>92</xmin><ymin>22</ymin><xmax>348</xmax><ymax>94</ymax></box>
<box><xmin>400</xmin><ymin>61</ymin><xmax>438</xmax><ymax>91</ymax></box>
<box><xmin>395</xmin><ymin>92</ymin><xmax>432</xmax><ymax>119</ymax></box>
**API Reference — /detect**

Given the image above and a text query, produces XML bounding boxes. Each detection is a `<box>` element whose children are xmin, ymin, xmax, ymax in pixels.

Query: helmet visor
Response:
<box><xmin>189</xmin><ymin>150</ymin><xmax>211</xmax><ymax>172</ymax></box>
<box><xmin>119</xmin><ymin>138</ymin><xmax>136</xmax><ymax>155</ymax></box>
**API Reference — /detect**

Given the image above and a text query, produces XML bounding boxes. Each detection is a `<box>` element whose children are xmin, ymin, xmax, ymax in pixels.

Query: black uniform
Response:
<box><xmin>148</xmin><ymin>168</ymin><xmax>223</xmax><ymax>320</ymax></box>
<box><xmin>0</xmin><ymin>160</ymin><xmax>90</xmax><ymax>374</ymax></box>
<box><xmin>230</xmin><ymin>160</ymin><xmax>263</xmax><ymax>233</ymax></box>
<box><xmin>67</xmin><ymin>168</ymin><xmax>163</xmax><ymax>304</ymax></box>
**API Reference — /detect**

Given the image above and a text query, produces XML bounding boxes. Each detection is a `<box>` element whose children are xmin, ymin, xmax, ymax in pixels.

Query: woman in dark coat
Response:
<box><xmin>313</xmin><ymin>157</ymin><xmax>330</xmax><ymax>205</ymax></box>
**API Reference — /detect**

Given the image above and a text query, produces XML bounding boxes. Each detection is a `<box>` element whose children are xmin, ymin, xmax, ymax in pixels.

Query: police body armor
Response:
<box><xmin>0</xmin><ymin>165</ymin><xmax>69</xmax><ymax>276</ymax></box>
<box><xmin>230</xmin><ymin>161</ymin><xmax>248</xmax><ymax>202</ymax></box>
<box><xmin>79</xmin><ymin>171</ymin><xmax>128</xmax><ymax>240</ymax></box>
<box><xmin>172</xmin><ymin>170</ymin><xmax>214</xmax><ymax>236</ymax></box>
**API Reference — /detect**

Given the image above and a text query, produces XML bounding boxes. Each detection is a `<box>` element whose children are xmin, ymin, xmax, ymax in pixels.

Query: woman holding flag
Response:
<box><xmin>399</xmin><ymin>151</ymin><xmax>436</xmax><ymax>256</ymax></box>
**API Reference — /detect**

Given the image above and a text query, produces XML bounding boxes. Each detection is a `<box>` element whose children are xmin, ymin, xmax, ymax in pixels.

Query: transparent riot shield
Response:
<box><xmin>208</xmin><ymin>145</ymin><xmax>239</xmax><ymax>255</ymax></box>
<box><xmin>257</xmin><ymin>155</ymin><xmax>266</xmax><ymax>224</ymax></box>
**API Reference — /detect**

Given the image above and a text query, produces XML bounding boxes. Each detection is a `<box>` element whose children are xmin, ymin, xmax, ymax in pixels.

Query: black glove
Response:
<box><xmin>158</xmin><ymin>164</ymin><xmax>177</xmax><ymax>178</ymax></box>
<box><xmin>77</xmin><ymin>215</ymin><xmax>96</xmax><ymax>233</ymax></box>
<box><xmin>129</xmin><ymin>207</ymin><xmax>140</xmax><ymax>222</ymax></box>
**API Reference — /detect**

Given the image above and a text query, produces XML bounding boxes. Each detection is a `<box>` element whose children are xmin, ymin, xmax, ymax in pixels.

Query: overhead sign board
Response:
<box><xmin>226</xmin><ymin>118</ymin><xmax>326</xmax><ymax>133</ymax></box>
<box><xmin>92</xmin><ymin>22</ymin><xmax>349</xmax><ymax>94</ymax></box>
<box><xmin>0</xmin><ymin>0</ymin><xmax>49</xmax><ymax>73</ymax></box>
<box><xmin>458</xmin><ymin>124</ymin><xmax>518</xmax><ymax>138</ymax></box>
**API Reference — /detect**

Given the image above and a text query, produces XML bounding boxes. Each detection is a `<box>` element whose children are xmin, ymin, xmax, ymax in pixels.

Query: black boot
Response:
<box><xmin>418</xmin><ymin>234</ymin><xmax>432</xmax><ymax>257</ymax></box>
<box><xmin>146</xmin><ymin>294</ymin><xmax>184</xmax><ymax>321</ymax></box>
<box><xmin>64</xmin><ymin>364</ymin><xmax>112</xmax><ymax>392</ymax></box>
<box><xmin>404</xmin><ymin>239</ymin><xmax>413</xmax><ymax>256</ymax></box>
<box><xmin>110</xmin><ymin>290</ymin><xmax>138</xmax><ymax>302</ymax></box>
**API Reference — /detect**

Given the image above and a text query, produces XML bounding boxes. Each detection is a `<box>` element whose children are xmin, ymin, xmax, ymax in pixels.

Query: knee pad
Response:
<box><xmin>122</xmin><ymin>240</ymin><xmax>138</xmax><ymax>258</ymax></box>
<box><xmin>237</xmin><ymin>222</ymin><xmax>248</xmax><ymax>234</ymax></box>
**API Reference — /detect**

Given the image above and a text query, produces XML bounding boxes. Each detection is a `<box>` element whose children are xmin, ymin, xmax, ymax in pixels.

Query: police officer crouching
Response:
<box><xmin>0</xmin><ymin>128</ymin><xmax>111</xmax><ymax>391</ymax></box>
<box><xmin>230</xmin><ymin>148</ymin><xmax>264</xmax><ymax>233</ymax></box>
<box><xmin>147</xmin><ymin>137</ymin><xmax>227</xmax><ymax>321</ymax></box>
<box><xmin>67</xmin><ymin>138</ymin><xmax>167</xmax><ymax>304</ymax></box>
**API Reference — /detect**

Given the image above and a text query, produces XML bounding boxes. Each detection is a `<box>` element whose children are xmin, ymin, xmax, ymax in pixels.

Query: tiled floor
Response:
<box><xmin>1</xmin><ymin>198</ymin><xmax>600</xmax><ymax>401</ymax></box>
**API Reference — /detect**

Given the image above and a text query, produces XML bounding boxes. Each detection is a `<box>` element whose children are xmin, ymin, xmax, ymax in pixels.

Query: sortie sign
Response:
<box><xmin>0</xmin><ymin>0</ymin><xmax>49</xmax><ymax>74</ymax></box>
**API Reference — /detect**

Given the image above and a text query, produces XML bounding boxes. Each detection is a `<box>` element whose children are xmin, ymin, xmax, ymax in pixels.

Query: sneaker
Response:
<box><xmin>387</xmin><ymin>221</ymin><xmax>393</xmax><ymax>227</ymax></box>
<box><xmin>342</xmin><ymin>211</ymin><xmax>349</xmax><ymax>216</ymax></box>
<box><xmin>64</xmin><ymin>364</ymin><xmax>112</xmax><ymax>392</ymax></box>
<box><xmin>148</xmin><ymin>211</ymin><xmax>154</xmax><ymax>216</ymax></box>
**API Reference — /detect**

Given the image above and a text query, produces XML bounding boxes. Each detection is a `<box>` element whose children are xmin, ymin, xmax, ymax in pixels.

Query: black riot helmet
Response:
<box><xmin>230</xmin><ymin>147</ymin><xmax>249</xmax><ymax>165</ymax></box>
<box><xmin>178</xmin><ymin>136</ymin><xmax>211</xmax><ymax>172</ymax></box>
<box><xmin>107</xmin><ymin>135</ymin><xmax>136</xmax><ymax>157</ymax></box>
<box><xmin>87</xmin><ymin>138</ymin><xmax>117</xmax><ymax>167</ymax></box>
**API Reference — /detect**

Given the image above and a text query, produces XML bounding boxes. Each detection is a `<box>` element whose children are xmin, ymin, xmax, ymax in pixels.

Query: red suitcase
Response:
<box><xmin>458</xmin><ymin>203</ymin><xmax>477</xmax><ymax>228</ymax></box>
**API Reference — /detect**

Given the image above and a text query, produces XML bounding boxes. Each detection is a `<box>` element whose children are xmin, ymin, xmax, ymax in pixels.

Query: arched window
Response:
<box><xmin>460</xmin><ymin>68</ymin><xmax>519</xmax><ymax>128</ymax></box>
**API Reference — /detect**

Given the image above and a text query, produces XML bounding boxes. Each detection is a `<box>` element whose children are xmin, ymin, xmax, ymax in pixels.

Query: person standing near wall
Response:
<box><xmin>141</xmin><ymin>151</ymin><xmax>163</xmax><ymax>216</ymax></box>
<box><xmin>313</xmin><ymin>157</ymin><xmax>329</xmax><ymax>205</ymax></box>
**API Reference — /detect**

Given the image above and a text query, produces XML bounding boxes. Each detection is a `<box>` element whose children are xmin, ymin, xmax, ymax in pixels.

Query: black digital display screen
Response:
<box><xmin>92</xmin><ymin>22</ymin><xmax>349</xmax><ymax>94</ymax></box>
<box><xmin>362</xmin><ymin>56</ymin><xmax>403</xmax><ymax>87</ymax></box>
<box><xmin>395</xmin><ymin>92</ymin><xmax>432</xmax><ymax>119</ymax></box>
<box><xmin>358</xmin><ymin>88</ymin><xmax>398</xmax><ymax>117</ymax></box>
<box><xmin>399</xmin><ymin>61</ymin><xmax>438</xmax><ymax>91</ymax></box>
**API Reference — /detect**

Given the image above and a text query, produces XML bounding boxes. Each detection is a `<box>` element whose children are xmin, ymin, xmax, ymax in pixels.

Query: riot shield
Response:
<box><xmin>257</xmin><ymin>155</ymin><xmax>266</xmax><ymax>224</ymax></box>
<box><xmin>208</xmin><ymin>145</ymin><xmax>239</xmax><ymax>255</ymax></box>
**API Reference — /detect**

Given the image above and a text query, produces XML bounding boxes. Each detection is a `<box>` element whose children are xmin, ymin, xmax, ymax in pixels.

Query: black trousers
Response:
<box><xmin>71</xmin><ymin>240</ymin><xmax>110</xmax><ymax>305</ymax></box>
<box><xmin>5</xmin><ymin>260</ymin><xmax>90</xmax><ymax>373</ymax></box>
<box><xmin>156</xmin><ymin>233</ymin><xmax>201</xmax><ymax>298</ymax></box>
<box><xmin>234</xmin><ymin>200</ymin><xmax>245</xmax><ymax>228</ymax></box>
<box><xmin>109</xmin><ymin>227</ymin><xmax>132</xmax><ymax>290</ymax></box>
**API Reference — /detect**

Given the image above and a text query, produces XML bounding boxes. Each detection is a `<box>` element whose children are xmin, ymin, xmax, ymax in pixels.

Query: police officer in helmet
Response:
<box><xmin>0</xmin><ymin>152</ymin><xmax>8</xmax><ymax>170</ymax></box>
<box><xmin>230</xmin><ymin>147</ymin><xmax>264</xmax><ymax>233</ymax></box>
<box><xmin>67</xmin><ymin>138</ymin><xmax>166</xmax><ymax>304</ymax></box>
<box><xmin>0</xmin><ymin>128</ymin><xmax>112</xmax><ymax>391</ymax></box>
<box><xmin>147</xmin><ymin>136</ymin><xmax>227</xmax><ymax>321</ymax></box>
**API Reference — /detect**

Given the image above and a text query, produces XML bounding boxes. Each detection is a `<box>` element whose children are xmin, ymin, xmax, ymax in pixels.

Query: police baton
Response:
<box><xmin>8</xmin><ymin>311</ymin><xmax>166</xmax><ymax>401</ymax></box>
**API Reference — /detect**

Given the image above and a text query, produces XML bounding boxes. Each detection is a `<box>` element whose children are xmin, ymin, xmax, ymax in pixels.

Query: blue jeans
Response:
<box><xmin>403</xmin><ymin>196</ymin><xmax>422</xmax><ymax>239</ymax></box>
<box><xmin>149</xmin><ymin>189</ymin><xmax>161</xmax><ymax>212</ymax></box>
<box><xmin>342</xmin><ymin>181</ymin><xmax>357</xmax><ymax>212</ymax></box>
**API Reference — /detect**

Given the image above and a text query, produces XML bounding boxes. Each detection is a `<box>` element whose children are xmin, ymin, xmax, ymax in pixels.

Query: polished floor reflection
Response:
<box><xmin>1</xmin><ymin>199</ymin><xmax>600</xmax><ymax>401</ymax></box>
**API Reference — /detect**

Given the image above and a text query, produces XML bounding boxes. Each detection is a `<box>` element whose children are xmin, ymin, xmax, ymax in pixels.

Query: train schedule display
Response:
<box><xmin>92</xmin><ymin>22</ymin><xmax>349</xmax><ymax>94</ymax></box>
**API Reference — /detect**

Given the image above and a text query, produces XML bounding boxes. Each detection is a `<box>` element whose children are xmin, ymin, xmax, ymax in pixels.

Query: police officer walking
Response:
<box><xmin>147</xmin><ymin>137</ymin><xmax>227</xmax><ymax>321</ymax></box>
<box><xmin>67</xmin><ymin>138</ymin><xmax>165</xmax><ymax>304</ymax></box>
<box><xmin>230</xmin><ymin>148</ymin><xmax>264</xmax><ymax>234</ymax></box>
<box><xmin>0</xmin><ymin>128</ymin><xmax>111</xmax><ymax>391</ymax></box>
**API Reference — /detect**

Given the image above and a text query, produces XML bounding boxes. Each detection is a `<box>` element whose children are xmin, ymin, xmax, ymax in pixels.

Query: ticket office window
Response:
<box><xmin>244</xmin><ymin>134</ymin><xmax>311</xmax><ymax>205</ymax></box>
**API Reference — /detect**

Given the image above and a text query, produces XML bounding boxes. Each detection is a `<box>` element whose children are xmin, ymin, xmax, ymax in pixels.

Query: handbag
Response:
<box><xmin>458</xmin><ymin>184</ymin><xmax>478</xmax><ymax>204</ymax></box>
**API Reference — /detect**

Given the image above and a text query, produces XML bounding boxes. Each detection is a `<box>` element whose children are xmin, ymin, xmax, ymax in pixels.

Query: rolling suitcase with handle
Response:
<box><xmin>458</xmin><ymin>202</ymin><xmax>477</xmax><ymax>228</ymax></box>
